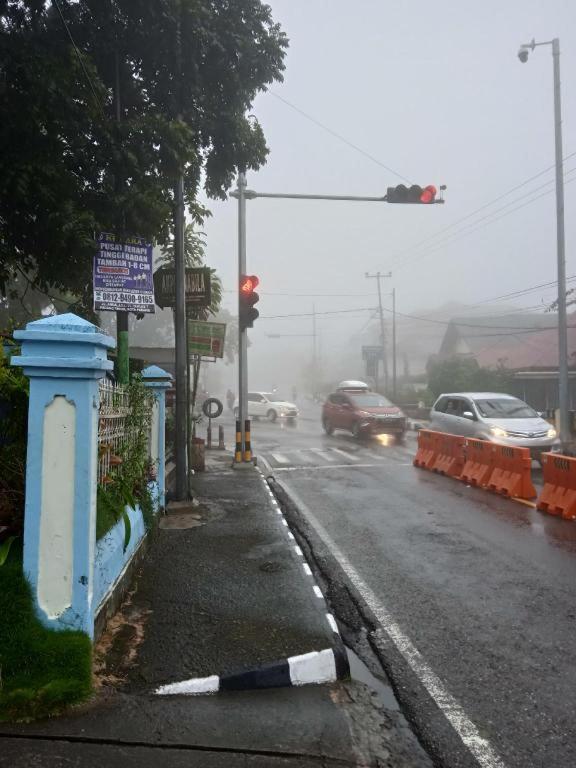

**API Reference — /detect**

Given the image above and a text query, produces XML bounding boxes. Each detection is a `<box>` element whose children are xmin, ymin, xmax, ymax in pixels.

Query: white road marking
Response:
<box><xmin>273</xmin><ymin>463</ymin><xmax>381</xmax><ymax>472</ymax></box>
<box><xmin>282</xmin><ymin>519</ymin><xmax>288</xmax><ymax>527</ymax></box>
<box><xmin>294</xmin><ymin>545</ymin><xmax>303</xmax><ymax>557</ymax></box>
<box><xmin>271</xmin><ymin>453</ymin><xmax>290</xmax><ymax>464</ymax></box>
<box><xmin>330</xmin><ymin>447</ymin><xmax>361</xmax><ymax>462</ymax></box>
<box><xmin>288</xmin><ymin>531</ymin><xmax>295</xmax><ymax>540</ymax></box>
<box><xmin>278</xmin><ymin>481</ymin><xmax>507</xmax><ymax>768</ymax></box>
<box><xmin>303</xmin><ymin>563</ymin><xmax>312</xmax><ymax>576</ymax></box>
<box><xmin>313</xmin><ymin>585</ymin><xmax>323</xmax><ymax>598</ymax></box>
<box><xmin>326</xmin><ymin>613</ymin><xmax>339</xmax><ymax>634</ymax></box>
<box><xmin>309</xmin><ymin>448</ymin><xmax>336</xmax><ymax>462</ymax></box>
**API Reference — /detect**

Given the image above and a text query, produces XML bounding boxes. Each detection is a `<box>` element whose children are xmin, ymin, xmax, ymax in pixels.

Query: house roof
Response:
<box><xmin>438</xmin><ymin>313</ymin><xmax>576</xmax><ymax>369</ymax></box>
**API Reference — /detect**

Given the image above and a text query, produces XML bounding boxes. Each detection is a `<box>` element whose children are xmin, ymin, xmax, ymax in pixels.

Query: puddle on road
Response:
<box><xmin>346</xmin><ymin>646</ymin><xmax>399</xmax><ymax>711</ymax></box>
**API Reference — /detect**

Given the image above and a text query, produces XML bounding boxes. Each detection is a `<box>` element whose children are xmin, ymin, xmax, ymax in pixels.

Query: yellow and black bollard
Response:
<box><xmin>244</xmin><ymin>419</ymin><xmax>252</xmax><ymax>462</ymax></box>
<box><xmin>235</xmin><ymin>420</ymin><xmax>242</xmax><ymax>463</ymax></box>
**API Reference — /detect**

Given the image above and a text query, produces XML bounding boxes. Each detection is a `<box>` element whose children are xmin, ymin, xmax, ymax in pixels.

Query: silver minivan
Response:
<box><xmin>429</xmin><ymin>392</ymin><xmax>560</xmax><ymax>460</ymax></box>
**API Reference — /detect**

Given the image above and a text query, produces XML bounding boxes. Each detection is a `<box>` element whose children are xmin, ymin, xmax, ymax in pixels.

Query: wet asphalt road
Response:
<box><xmin>246</xmin><ymin>405</ymin><xmax>576</xmax><ymax>768</ymax></box>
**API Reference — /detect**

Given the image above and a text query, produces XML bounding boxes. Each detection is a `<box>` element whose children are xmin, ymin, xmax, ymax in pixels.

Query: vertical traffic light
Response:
<box><xmin>386</xmin><ymin>184</ymin><xmax>438</xmax><ymax>204</ymax></box>
<box><xmin>239</xmin><ymin>275</ymin><xmax>260</xmax><ymax>331</ymax></box>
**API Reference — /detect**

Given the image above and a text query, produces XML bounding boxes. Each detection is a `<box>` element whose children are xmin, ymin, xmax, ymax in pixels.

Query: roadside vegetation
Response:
<box><xmin>0</xmin><ymin>542</ymin><xmax>92</xmax><ymax>722</ymax></box>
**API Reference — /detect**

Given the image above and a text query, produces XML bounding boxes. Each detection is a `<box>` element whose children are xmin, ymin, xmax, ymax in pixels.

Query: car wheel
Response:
<box><xmin>352</xmin><ymin>422</ymin><xmax>363</xmax><ymax>440</ymax></box>
<box><xmin>267</xmin><ymin>409</ymin><xmax>278</xmax><ymax>423</ymax></box>
<box><xmin>396</xmin><ymin>431</ymin><xmax>406</xmax><ymax>444</ymax></box>
<box><xmin>322</xmin><ymin>417</ymin><xmax>334</xmax><ymax>435</ymax></box>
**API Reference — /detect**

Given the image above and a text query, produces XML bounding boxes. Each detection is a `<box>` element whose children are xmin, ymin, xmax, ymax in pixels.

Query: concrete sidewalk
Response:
<box><xmin>0</xmin><ymin>451</ymin><xmax>431</xmax><ymax>767</ymax></box>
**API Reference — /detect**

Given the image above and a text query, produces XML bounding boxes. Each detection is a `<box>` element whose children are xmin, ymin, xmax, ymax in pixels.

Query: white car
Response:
<box><xmin>234</xmin><ymin>391</ymin><xmax>299</xmax><ymax>422</ymax></box>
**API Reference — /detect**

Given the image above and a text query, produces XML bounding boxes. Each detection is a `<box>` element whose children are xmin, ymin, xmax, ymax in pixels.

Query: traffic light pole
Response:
<box><xmin>230</xmin><ymin>177</ymin><xmax>443</xmax><ymax>455</ymax></box>
<box><xmin>237</xmin><ymin>171</ymin><xmax>248</xmax><ymax>463</ymax></box>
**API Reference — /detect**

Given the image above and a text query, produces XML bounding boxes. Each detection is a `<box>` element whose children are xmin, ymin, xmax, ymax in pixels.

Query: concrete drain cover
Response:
<box><xmin>259</xmin><ymin>561</ymin><xmax>283</xmax><ymax>573</ymax></box>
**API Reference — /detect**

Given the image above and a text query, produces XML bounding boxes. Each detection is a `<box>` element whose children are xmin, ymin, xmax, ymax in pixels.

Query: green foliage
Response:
<box><xmin>0</xmin><ymin>1</ymin><xmax>287</xmax><ymax>307</ymax></box>
<box><xmin>96</xmin><ymin>376</ymin><xmax>156</xmax><ymax>541</ymax></box>
<box><xmin>0</xmin><ymin>343</ymin><xmax>28</xmax><ymax>536</ymax></box>
<box><xmin>427</xmin><ymin>356</ymin><xmax>515</xmax><ymax>398</ymax></box>
<box><xmin>0</xmin><ymin>543</ymin><xmax>92</xmax><ymax>721</ymax></box>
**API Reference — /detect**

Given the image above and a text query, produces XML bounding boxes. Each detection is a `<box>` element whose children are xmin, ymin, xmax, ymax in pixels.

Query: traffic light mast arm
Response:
<box><xmin>230</xmin><ymin>188</ymin><xmax>445</xmax><ymax>204</ymax></box>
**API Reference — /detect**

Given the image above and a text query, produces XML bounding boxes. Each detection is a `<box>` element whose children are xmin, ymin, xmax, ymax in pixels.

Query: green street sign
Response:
<box><xmin>188</xmin><ymin>320</ymin><xmax>227</xmax><ymax>359</ymax></box>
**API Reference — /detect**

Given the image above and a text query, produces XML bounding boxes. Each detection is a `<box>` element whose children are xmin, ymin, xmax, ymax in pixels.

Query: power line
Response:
<box><xmin>387</xmin><ymin>150</ymin><xmax>576</xmax><ymax>267</ymax></box>
<box><xmin>471</xmin><ymin>275</ymin><xmax>576</xmax><ymax>306</ymax></box>
<box><xmin>261</xmin><ymin>306</ymin><xmax>376</xmax><ymax>319</ymax></box>
<box><xmin>269</xmin><ymin>91</ymin><xmax>411</xmax><ymax>183</ymax></box>
<box><xmin>52</xmin><ymin>0</ymin><xmax>106</xmax><ymax>119</ymax></box>
<box><xmin>393</xmin><ymin>171</ymin><xmax>576</xmax><ymax>273</ymax></box>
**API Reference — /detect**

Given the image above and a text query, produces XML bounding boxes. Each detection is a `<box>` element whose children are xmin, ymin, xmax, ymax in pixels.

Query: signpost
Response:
<box><xmin>362</xmin><ymin>345</ymin><xmax>384</xmax><ymax>383</ymax></box>
<box><xmin>187</xmin><ymin>320</ymin><xmax>226</xmax><ymax>359</ymax></box>
<box><xmin>154</xmin><ymin>267</ymin><xmax>211</xmax><ymax>310</ymax></box>
<box><xmin>93</xmin><ymin>233</ymin><xmax>155</xmax><ymax>314</ymax></box>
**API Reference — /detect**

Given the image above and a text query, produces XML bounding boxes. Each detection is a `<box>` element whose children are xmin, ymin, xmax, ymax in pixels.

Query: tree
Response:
<box><xmin>0</xmin><ymin>1</ymin><xmax>287</xmax><ymax>311</ymax></box>
<box><xmin>427</xmin><ymin>356</ymin><xmax>514</xmax><ymax>397</ymax></box>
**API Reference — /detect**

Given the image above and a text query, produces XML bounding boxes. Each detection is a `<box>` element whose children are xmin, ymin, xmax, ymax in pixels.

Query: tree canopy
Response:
<box><xmin>0</xmin><ymin>0</ymin><xmax>287</xmax><ymax>309</ymax></box>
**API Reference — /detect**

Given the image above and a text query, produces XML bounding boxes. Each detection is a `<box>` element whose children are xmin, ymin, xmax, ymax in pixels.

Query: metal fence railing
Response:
<box><xmin>97</xmin><ymin>379</ymin><xmax>130</xmax><ymax>485</ymax></box>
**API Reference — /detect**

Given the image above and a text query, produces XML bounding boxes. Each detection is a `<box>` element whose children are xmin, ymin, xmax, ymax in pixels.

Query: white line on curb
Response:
<box><xmin>326</xmin><ymin>613</ymin><xmax>339</xmax><ymax>634</ymax></box>
<box><xmin>294</xmin><ymin>545</ymin><xmax>303</xmax><ymax>556</ymax></box>
<box><xmin>277</xmin><ymin>481</ymin><xmax>507</xmax><ymax>768</ymax></box>
<box><xmin>303</xmin><ymin>563</ymin><xmax>312</xmax><ymax>576</ymax></box>
<box><xmin>313</xmin><ymin>585</ymin><xmax>323</xmax><ymax>598</ymax></box>
<box><xmin>288</xmin><ymin>531</ymin><xmax>295</xmax><ymax>540</ymax></box>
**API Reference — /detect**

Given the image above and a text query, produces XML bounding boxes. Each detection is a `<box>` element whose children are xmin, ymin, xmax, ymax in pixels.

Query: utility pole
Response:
<box><xmin>365</xmin><ymin>271</ymin><xmax>391</xmax><ymax>392</ymax></box>
<box><xmin>173</xmin><ymin>2</ymin><xmax>188</xmax><ymax>498</ymax></box>
<box><xmin>113</xmin><ymin>47</ymin><xmax>129</xmax><ymax>385</ymax></box>
<box><xmin>392</xmin><ymin>287</ymin><xmax>397</xmax><ymax>398</ymax></box>
<box><xmin>237</xmin><ymin>170</ymin><xmax>248</xmax><ymax>457</ymax></box>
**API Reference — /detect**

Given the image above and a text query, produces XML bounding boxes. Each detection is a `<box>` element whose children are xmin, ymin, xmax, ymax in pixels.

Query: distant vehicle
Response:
<box><xmin>429</xmin><ymin>392</ymin><xmax>559</xmax><ymax>460</ymax></box>
<box><xmin>322</xmin><ymin>382</ymin><xmax>407</xmax><ymax>440</ymax></box>
<box><xmin>234</xmin><ymin>392</ymin><xmax>299</xmax><ymax>422</ymax></box>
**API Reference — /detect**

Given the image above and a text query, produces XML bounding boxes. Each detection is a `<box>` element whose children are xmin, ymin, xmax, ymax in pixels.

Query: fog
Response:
<box><xmin>136</xmin><ymin>0</ymin><xmax>576</xmax><ymax>398</ymax></box>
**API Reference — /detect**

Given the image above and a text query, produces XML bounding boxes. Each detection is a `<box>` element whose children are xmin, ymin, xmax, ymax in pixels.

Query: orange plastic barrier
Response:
<box><xmin>486</xmin><ymin>445</ymin><xmax>536</xmax><ymax>500</ymax></box>
<box><xmin>413</xmin><ymin>429</ymin><xmax>439</xmax><ymax>470</ymax></box>
<box><xmin>431</xmin><ymin>433</ymin><xmax>466</xmax><ymax>479</ymax></box>
<box><xmin>537</xmin><ymin>453</ymin><xmax>576</xmax><ymax>520</ymax></box>
<box><xmin>460</xmin><ymin>439</ymin><xmax>494</xmax><ymax>487</ymax></box>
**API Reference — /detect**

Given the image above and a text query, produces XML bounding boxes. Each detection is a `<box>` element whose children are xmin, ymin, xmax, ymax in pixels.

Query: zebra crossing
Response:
<box><xmin>264</xmin><ymin>445</ymin><xmax>368</xmax><ymax>470</ymax></box>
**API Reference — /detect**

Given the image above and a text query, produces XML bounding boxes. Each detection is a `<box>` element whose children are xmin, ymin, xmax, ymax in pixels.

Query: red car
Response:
<box><xmin>322</xmin><ymin>381</ymin><xmax>407</xmax><ymax>440</ymax></box>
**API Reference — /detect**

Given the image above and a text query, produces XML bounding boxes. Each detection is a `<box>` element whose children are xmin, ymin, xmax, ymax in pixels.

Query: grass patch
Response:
<box><xmin>0</xmin><ymin>542</ymin><xmax>92</xmax><ymax>722</ymax></box>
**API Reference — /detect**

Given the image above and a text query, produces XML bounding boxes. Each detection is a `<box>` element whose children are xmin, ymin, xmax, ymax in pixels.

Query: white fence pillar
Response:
<box><xmin>12</xmin><ymin>313</ymin><xmax>115</xmax><ymax>636</ymax></box>
<box><xmin>142</xmin><ymin>365</ymin><xmax>172</xmax><ymax>509</ymax></box>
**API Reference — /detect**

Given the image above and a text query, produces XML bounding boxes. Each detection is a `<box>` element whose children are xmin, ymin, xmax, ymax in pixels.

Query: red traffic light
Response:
<box><xmin>241</xmin><ymin>275</ymin><xmax>259</xmax><ymax>293</ymax></box>
<box><xmin>419</xmin><ymin>185</ymin><xmax>437</xmax><ymax>204</ymax></box>
<box><xmin>386</xmin><ymin>184</ymin><xmax>438</xmax><ymax>204</ymax></box>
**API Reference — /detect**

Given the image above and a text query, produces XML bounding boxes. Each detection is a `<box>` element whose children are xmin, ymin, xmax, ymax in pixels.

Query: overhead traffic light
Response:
<box><xmin>386</xmin><ymin>184</ymin><xmax>438</xmax><ymax>204</ymax></box>
<box><xmin>239</xmin><ymin>274</ymin><xmax>260</xmax><ymax>331</ymax></box>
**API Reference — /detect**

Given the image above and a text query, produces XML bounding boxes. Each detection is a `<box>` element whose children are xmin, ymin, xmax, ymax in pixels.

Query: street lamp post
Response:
<box><xmin>518</xmin><ymin>37</ymin><xmax>570</xmax><ymax>446</ymax></box>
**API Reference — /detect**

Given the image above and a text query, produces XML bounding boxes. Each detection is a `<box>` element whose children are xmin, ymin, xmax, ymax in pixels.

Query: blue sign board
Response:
<box><xmin>93</xmin><ymin>232</ymin><xmax>155</xmax><ymax>313</ymax></box>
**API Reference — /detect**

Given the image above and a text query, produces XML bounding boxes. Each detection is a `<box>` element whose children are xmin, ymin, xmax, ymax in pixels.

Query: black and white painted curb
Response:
<box><xmin>155</xmin><ymin>462</ymin><xmax>349</xmax><ymax>696</ymax></box>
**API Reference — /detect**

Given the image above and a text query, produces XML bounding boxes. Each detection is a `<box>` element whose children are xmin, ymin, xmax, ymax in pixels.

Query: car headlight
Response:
<box><xmin>547</xmin><ymin>427</ymin><xmax>557</xmax><ymax>438</ymax></box>
<box><xmin>490</xmin><ymin>426</ymin><xmax>507</xmax><ymax>438</ymax></box>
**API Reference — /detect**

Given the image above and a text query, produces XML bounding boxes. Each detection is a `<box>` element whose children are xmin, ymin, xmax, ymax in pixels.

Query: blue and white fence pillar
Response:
<box><xmin>142</xmin><ymin>365</ymin><xmax>172</xmax><ymax>510</ymax></box>
<box><xmin>12</xmin><ymin>313</ymin><xmax>115</xmax><ymax>636</ymax></box>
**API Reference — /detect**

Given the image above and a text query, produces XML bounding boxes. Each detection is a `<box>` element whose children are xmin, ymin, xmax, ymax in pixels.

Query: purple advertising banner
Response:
<box><xmin>93</xmin><ymin>232</ymin><xmax>155</xmax><ymax>313</ymax></box>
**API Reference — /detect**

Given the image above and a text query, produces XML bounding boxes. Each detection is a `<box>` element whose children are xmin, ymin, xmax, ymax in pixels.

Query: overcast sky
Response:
<box><xmin>196</xmin><ymin>0</ymin><xmax>576</xmax><ymax>390</ymax></box>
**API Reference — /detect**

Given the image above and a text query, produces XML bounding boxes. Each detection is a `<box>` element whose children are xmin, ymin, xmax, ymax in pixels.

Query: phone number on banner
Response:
<box><xmin>94</xmin><ymin>290</ymin><xmax>155</xmax><ymax>313</ymax></box>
